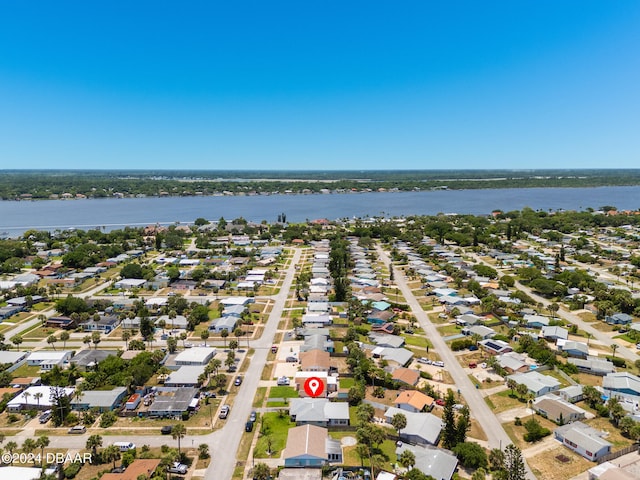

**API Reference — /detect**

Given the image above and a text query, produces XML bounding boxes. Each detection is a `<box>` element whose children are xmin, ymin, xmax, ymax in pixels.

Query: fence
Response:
<box><xmin>597</xmin><ymin>444</ymin><xmax>639</xmax><ymax>464</ymax></box>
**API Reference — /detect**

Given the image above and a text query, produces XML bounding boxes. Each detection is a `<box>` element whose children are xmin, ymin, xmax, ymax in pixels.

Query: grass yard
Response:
<box><xmin>268</xmin><ymin>386</ymin><xmax>298</xmax><ymax>399</ymax></box>
<box><xmin>9</xmin><ymin>363</ymin><xmax>41</xmax><ymax>378</ymax></box>
<box><xmin>340</xmin><ymin>378</ymin><xmax>355</xmax><ymax>389</ymax></box>
<box><xmin>437</xmin><ymin>324</ymin><xmax>461</xmax><ymax>336</ymax></box>
<box><xmin>253</xmin><ymin>387</ymin><xmax>267</xmax><ymax>408</ymax></box>
<box><xmin>502</xmin><ymin>415</ymin><xmax>557</xmax><ymax>450</ymax></box>
<box><xmin>586</xmin><ymin>416</ymin><xmax>634</xmax><ymax>448</ymax></box>
<box><xmin>486</xmin><ymin>390</ymin><xmax>527</xmax><ymax>413</ymax></box>
<box><xmin>577</xmin><ymin>312</ymin><xmax>598</xmax><ymax>323</ymax></box>
<box><xmin>253</xmin><ymin>412</ymin><xmax>295</xmax><ymax>458</ymax></box>
<box><xmin>403</xmin><ymin>335</ymin><xmax>432</xmax><ymax>349</ymax></box>
<box><xmin>342</xmin><ymin>438</ymin><xmax>397</xmax><ymax>471</ymax></box>
<box><xmin>528</xmin><ymin>445</ymin><xmax>593</xmax><ymax>480</ymax></box>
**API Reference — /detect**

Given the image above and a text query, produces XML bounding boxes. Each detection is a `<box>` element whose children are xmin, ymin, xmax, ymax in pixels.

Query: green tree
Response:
<box><xmin>47</xmin><ymin>334</ymin><xmax>57</xmax><ymax>350</ymax></box>
<box><xmin>252</xmin><ymin>462</ymin><xmax>271</xmax><ymax>480</ymax></box>
<box><xmin>91</xmin><ymin>331</ymin><xmax>101</xmax><ymax>349</ymax></box>
<box><xmin>452</xmin><ymin>442</ymin><xmax>488</xmax><ymax>469</ymax></box>
<box><xmin>36</xmin><ymin>435</ymin><xmax>50</xmax><ymax>466</ymax></box>
<box><xmin>441</xmin><ymin>389</ymin><xmax>457</xmax><ymax>449</ymax></box>
<box><xmin>398</xmin><ymin>449</ymin><xmax>415</xmax><ymax>470</ymax></box>
<box><xmin>85</xmin><ymin>434</ymin><xmax>103</xmax><ymax>457</ymax></box>
<box><xmin>391</xmin><ymin>412</ymin><xmax>407</xmax><ymax>437</ymax></box>
<box><xmin>171</xmin><ymin>423</ymin><xmax>187</xmax><ymax>453</ymax></box>
<box><xmin>59</xmin><ymin>331</ymin><xmax>70</xmax><ymax>349</ymax></box>
<box><xmin>102</xmin><ymin>444</ymin><xmax>121</xmax><ymax>470</ymax></box>
<box><xmin>504</xmin><ymin>444</ymin><xmax>526</xmax><ymax>480</ymax></box>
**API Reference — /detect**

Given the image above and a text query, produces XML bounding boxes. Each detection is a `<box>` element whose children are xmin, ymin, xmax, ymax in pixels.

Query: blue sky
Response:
<box><xmin>1</xmin><ymin>1</ymin><xmax>639</xmax><ymax>170</ymax></box>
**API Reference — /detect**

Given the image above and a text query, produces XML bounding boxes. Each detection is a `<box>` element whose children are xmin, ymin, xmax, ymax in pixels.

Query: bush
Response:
<box><xmin>64</xmin><ymin>462</ymin><xmax>82</xmax><ymax>479</ymax></box>
<box><xmin>100</xmin><ymin>411</ymin><xmax>117</xmax><ymax>428</ymax></box>
<box><xmin>523</xmin><ymin>418</ymin><xmax>551</xmax><ymax>442</ymax></box>
<box><xmin>514</xmin><ymin>417</ymin><xmax>522</xmax><ymax>426</ymax></box>
<box><xmin>451</xmin><ymin>338</ymin><xmax>474</xmax><ymax>351</ymax></box>
<box><xmin>452</xmin><ymin>442</ymin><xmax>488</xmax><ymax>469</ymax></box>
<box><xmin>606</xmin><ymin>356</ymin><xmax>627</xmax><ymax>368</ymax></box>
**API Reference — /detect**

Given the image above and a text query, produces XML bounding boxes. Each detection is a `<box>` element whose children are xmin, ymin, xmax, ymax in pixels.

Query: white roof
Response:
<box><xmin>174</xmin><ymin>347</ymin><xmax>216</xmax><ymax>364</ymax></box>
<box><xmin>220</xmin><ymin>296</ymin><xmax>252</xmax><ymax>306</ymax></box>
<box><xmin>146</xmin><ymin>297</ymin><xmax>168</xmax><ymax>306</ymax></box>
<box><xmin>7</xmin><ymin>386</ymin><xmax>74</xmax><ymax>409</ymax></box>
<box><xmin>116</xmin><ymin>278</ymin><xmax>147</xmax><ymax>287</ymax></box>
<box><xmin>26</xmin><ymin>350</ymin><xmax>72</xmax><ymax>362</ymax></box>
<box><xmin>165</xmin><ymin>366</ymin><xmax>205</xmax><ymax>385</ymax></box>
<box><xmin>0</xmin><ymin>466</ymin><xmax>57</xmax><ymax>480</ymax></box>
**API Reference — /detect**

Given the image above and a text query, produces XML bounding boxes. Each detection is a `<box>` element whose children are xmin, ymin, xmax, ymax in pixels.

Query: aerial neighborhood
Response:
<box><xmin>1</xmin><ymin>209</ymin><xmax>640</xmax><ymax>480</ymax></box>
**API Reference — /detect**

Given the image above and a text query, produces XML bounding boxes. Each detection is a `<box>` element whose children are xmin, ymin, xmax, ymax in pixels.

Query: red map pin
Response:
<box><xmin>303</xmin><ymin>376</ymin><xmax>324</xmax><ymax>397</ymax></box>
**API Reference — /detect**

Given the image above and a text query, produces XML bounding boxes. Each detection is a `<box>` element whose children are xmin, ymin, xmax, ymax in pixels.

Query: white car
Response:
<box><xmin>167</xmin><ymin>462</ymin><xmax>188</xmax><ymax>474</ymax></box>
<box><xmin>433</xmin><ymin>361</ymin><xmax>445</xmax><ymax>367</ymax></box>
<box><xmin>480</xmin><ymin>362</ymin><xmax>487</xmax><ymax>369</ymax></box>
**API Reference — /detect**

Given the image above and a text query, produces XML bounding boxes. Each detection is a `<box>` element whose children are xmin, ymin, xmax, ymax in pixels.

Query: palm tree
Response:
<box><xmin>85</xmin><ymin>434</ymin><xmax>103</xmax><ymax>457</ymax></box>
<box><xmin>23</xmin><ymin>391</ymin><xmax>31</xmax><ymax>408</ymax></box>
<box><xmin>220</xmin><ymin>329</ymin><xmax>229</xmax><ymax>347</ymax></box>
<box><xmin>36</xmin><ymin>436</ymin><xmax>49</xmax><ymax>466</ymax></box>
<box><xmin>5</xmin><ymin>441</ymin><xmax>17</xmax><ymax>463</ymax></box>
<box><xmin>610</xmin><ymin>343</ymin><xmax>619</xmax><ymax>359</ymax></box>
<box><xmin>200</xmin><ymin>330</ymin><xmax>209</xmax><ymax>346</ymax></box>
<box><xmin>171</xmin><ymin>423</ymin><xmax>186</xmax><ymax>453</ymax></box>
<box><xmin>122</xmin><ymin>331</ymin><xmax>131</xmax><ymax>350</ymax></box>
<box><xmin>22</xmin><ymin>438</ymin><xmax>37</xmax><ymax>455</ymax></box>
<box><xmin>33</xmin><ymin>392</ymin><xmax>43</xmax><ymax>409</ymax></box>
<box><xmin>102</xmin><ymin>444</ymin><xmax>120</xmax><ymax>470</ymax></box>
<box><xmin>47</xmin><ymin>335</ymin><xmax>57</xmax><ymax>350</ymax></box>
<box><xmin>91</xmin><ymin>331</ymin><xmax>101</xmax><ymax>349</ymax></box>
<box><xmin>60</xmin><ymin>331</ymin><xmax>70</xmax><ymax>349</ymax></box>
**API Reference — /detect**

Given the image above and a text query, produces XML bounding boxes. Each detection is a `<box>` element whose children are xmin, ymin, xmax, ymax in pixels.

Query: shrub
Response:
<box><xmin>64</xmin><ymin>462</ymin><xmax>82</xmax><ymax>479</ymax></box>
<box><xmin>523</xmin><ymin>418</ymin><xmax>550</xmax><ymax>442</ymax></box>
<box><xmin>99</xmin><ymin>411</ymin><xmax>117</xmax><ymax>428</ymax></box>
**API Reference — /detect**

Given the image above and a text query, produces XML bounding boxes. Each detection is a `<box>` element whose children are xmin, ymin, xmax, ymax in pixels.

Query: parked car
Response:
<box><xmin>468</xmin><ymin>345</ymin><xmax>478</xmax><ymax>351</ymax></box>
<box><xmin>234</xmin><ymin>376</ymin><xmax>243</xmax><ymax>386</ymax></box>
<box><xmin>277</xmin><ymin>376</ymin><xmax>290</xmax><ymax>386</ymax></box>
<box><xmin>114</xmin><ymin>442</ymin><xmax>136</xmax><ymax>452</ymax></box>
<box><xmin>111</xmin><ymin>466</ymin><xmax>126</xmax><ymax>474</ymax></box>
<box><xmin>435</xmin><ymin>399</ymin><xmax>445</xmax><ymax>406</ymax></box>
<box><xmin>68</xmin><ymin>425</ymin><xmax>86</xmax><ymax>434</ymax></box>
<box><xmin>249</xmin><ymin>411</ymin><xmax>257</xmax><ymax>422</ymax></box>
<box><xmin>480</xmin><ymin>362</ymin><xmax>487</xmax><ymax>369</ymax></box>
<box><xmin>433</xmin><ymin>361</ymin><xmax>445</xmax><ymax>367</ymax></box>
<box><xmin>468</xmin><ymin>362</ymin><xmax>477</xmax><ymax>369</ymax></box>
<box><xmin>286</xmin><ymin>356</ymin><xmax>298</xmax><ymax>363</ymax></box>
<box><xmin>167</xmin><ymin>462</ymin><xmax>188</xmax><ymax>474</ymax></box>
<box><xmin>219</xmin><ymin>405</ymin><xmax>230</xmax><ymax>419</ymax></box>
<box><xmin>39</xmin><ymin>410</ymin><xmax>52</xmax><ymax>424</ymax></box>
<box><xmin>245</xmin><ymin>421</ymin><xmax>254</xmax><ymax>432</ymax></box>
<box><xmin>161</xmin><ymin>425</ymin><xmax>173</xmax><ymax>435</ymax></box>
<box><xmin>271</xmin><ymin>345</ymin><xmax>278</xmax><ymax>353</ymax></box>
<box><xmin>417</xmin><ymin>357</ymin><xmax>431</xmax><ymax>365</ymax></box>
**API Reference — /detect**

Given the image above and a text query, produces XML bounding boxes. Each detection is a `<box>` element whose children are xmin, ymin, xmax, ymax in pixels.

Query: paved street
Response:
<box><xmin>376</xmin><ymin>246</ymin><xmax>536</xmax><ymax>480</ymax></box>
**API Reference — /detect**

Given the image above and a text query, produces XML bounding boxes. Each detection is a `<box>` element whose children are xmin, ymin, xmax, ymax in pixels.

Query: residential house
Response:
<box><xmin>101</xmin><ymin>459</ymin><xmax>161</xmax><ymax>480</ymax></box>
<box><xmin>368</xmin><ymin>333</ymin><xmax>405</xmax><ymax>349</ymax></box>
<box><xmin>147</xmin><ymin>387</ymin><xmax>199</xmax><ymax>418</ymax></box>
<box><xmin>395</xmin><ymin>444</ymin><xmax>458</xmax><ymax>480</ymax></box>
<box><xmin>80</xmin><ymin>315</ymin><xmax>119</xmax><ymax>333</ymax></box>
<box><xmin>7</xmin><ymin>386</ymin><xmax>74</xmax><ymax>412</ymax></box>
<box><xmin>163</xmin><ymin>366</ymin><xmax>205</xmax><ymax>387</ymax></box>
<box><xmin>288</xmin><ymin>398</ymin><xmax>350</xmax><ymax>427</ymax></box>
<box><xmin>299</xmin><ymin>350</ymin><xmax>332</xmax><ymax>373</ymax></box>
<box><xmin>602</xmin><ymin>372</ymin><xmax>640</xmax><ymax>397</ymax></box>
<box><xmin>371</xmin><ymin>346</ymin><xmax>413</xmax><ymax>367</ymax></box>
<box><xmin>300</xmin><ymin>334</ymin><xmax>334</xmax><ymax>353</ymax></box>
<box><xmin>568</xmin><ymin>356</ymin><xmax>616</xmax><ymax>376</ymax></box>
<box><xmin>174</xmin><ymin>347</ymin><xmax>216</xmax><ymax>366</ymax></box>
<box><xmin>294</xmin><ymin>372</ymin><xmax>337</xmax><ymax>398</ymax></box>
<box><xmin>462</xmin><ymin>325</ymin><xmax>496</xmax><ymax>340</ymax></box>
<box><xmin>394</xmin><ymin>390</ymin><xmax>434</xmax><ymax>413</ymax></box>
<box><xmin>606</xmin><ymin>313</ymin><xmax>633</xmax><ymax>326</ymax></box>
<box><xmin>26</xmin><ymin>351</ymin><xmax>73</xmax><ymax>371</ymax></box>
<box><xmin>70</xmin><ymin>350</ymin><xmax>118</xmax><ymax>371</ymax></box>
<box><xmin>366</xmin><ymin>310</ymin><xmax>395</xmax><ymax>325</ymax></box>
<box><xmin>391</xmin><ymin>368</ymin><xmax>420</xmax><ymax>387</ymax></box>
<box><xmin>114</xmin><ymin>278</ymin><xmax>147</xmax><ymax>289</ymax></box>
<box><xmin>557</xmin><ymin>340</ymin><xmax>589</xmax><ymax>359</ymax></box>
<box><xmin>479</xmin><ymin>339</ymin><xmax>513</xmax><ymax>355</ymax></box>
<box><xmin>541</xmin><ymin>326</ymin><xmax>569</xmax><ymax>342</ymax></box>
<box><xmin>506</xmin><ymin>371</ymin><xmax>561</xmax><ymax>397</ymax></box>
<box><xmin>283</xmin><ymin>425</ymin><xmax>342</xmax><ymax>467</ymax></box>
<box><xmin>533</xmin><ymin>394</ymin><xmax>587</xmax><ymax>424</ymax></box>
<box><xmin>524</xmin><ymin>314</ymin><xmax>551</xmax><ymax>329</ymax></box>
<box><xmin>210</xmin><ymin>316</ymin><xmax>238</xmax><ymax>333</ymax></box>
<box><xmin>498</xmin><ymin>352</ymin><xmax>530</xmax><ymax>374</ymax></box>
<box><xmin>71</xmin><ymin>387</ymin><xmax>128</xmax><ymax>412</ymax></box>
<box><xmin>301</xmin><ymin>314</ymin><xmax>333</xmax><ymax>327</ymax></box>
<box><xmin>384</xmin><ymin>407</ymin><xmax>442</xmax><ymax>445</ymax></box>
<box><xmin>558</xmin><ymin>385</ymin><xmax>584</xmax><ymax>404</ymax></box>
<box><xmin>555</xmin><ymin>422</ymin><xmax>612</xmax><ymax>461</ymax></box>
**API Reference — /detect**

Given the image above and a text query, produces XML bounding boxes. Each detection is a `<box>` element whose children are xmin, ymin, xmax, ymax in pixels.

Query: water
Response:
<box><xmin>1</xmin><ymin>185</ymin><xmax>639</xmax><ymax>237</ymax></box>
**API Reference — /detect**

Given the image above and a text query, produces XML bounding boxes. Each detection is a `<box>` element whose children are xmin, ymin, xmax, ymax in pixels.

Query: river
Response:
<box><xmin>1</xmin><ymin>186</ymin><xmax>639</xmax><ymax>237</ymax></box>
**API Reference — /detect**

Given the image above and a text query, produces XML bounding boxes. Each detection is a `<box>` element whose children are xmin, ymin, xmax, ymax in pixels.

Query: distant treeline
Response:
<box><xmin>1</xmin><ymin>169</ymin><xmax>640</xmax><ymax>200</ymax></box>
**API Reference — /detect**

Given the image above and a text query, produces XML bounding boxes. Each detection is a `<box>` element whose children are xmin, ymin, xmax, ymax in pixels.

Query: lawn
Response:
<box><xmin>253</xmin><ymin>412</ymin><xmax>295</xmax><ymax>458</ymax></box>
<box><xmin>527</xmin><ymin>445</ymin><xmax>593</xmax><ymax>480</ymax></box>
<box><xmin>342</xmin><ymin>438</ymin><xmax>397</xmax><ymax>471</ymax></box>
<box><xmin>403</xmin><ymin>335</ymin><xmax>433</xmax><ymax>349</ymax></box>
<box><xmin>486</xmin><ymin>390</ymin><xmax>527</xmax><ymax>413</ymax></box>
<box><xmin>253</xmin><ymin>387</ymin><xmax>267</xmax><ymax>408</ymax></box>
<box><xmin>586</xmin><ymin>417</ymin><xmax>634</xmax><ymax>448</ymax></box>
<box><xmin>501</xmin><ymin>414</ymin><xmax>557</xmax><ymax>450</ymax></box>
<box><xmin>340</xmin><ymin>378</ymin><xmax>355</xmax><ymax>389</ymax></box>
<box><xmin>436</xmin><ymin>324</ymin><xmax>461</xmax><ymax>336</ymax></box>
<box><xmin>268</xmin><ymin>386</ymin><xmax>298</xmax><ymax>399</ymax></box>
